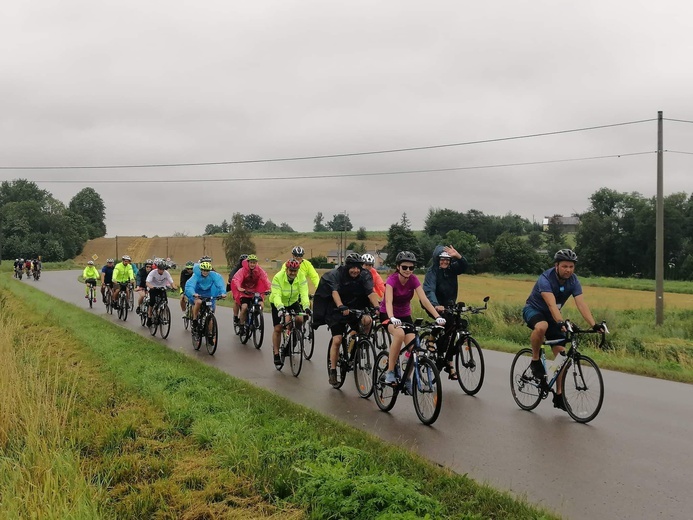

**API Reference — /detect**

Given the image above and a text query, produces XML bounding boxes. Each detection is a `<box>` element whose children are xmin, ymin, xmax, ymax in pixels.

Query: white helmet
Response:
<box><xmin>362</xmin><ymin>253</ymin><xmax>375</xmax><ymax>264</ymax></box>
<box><xmin>88</xmin><ymin>260</ymin><xmax>94</xmax><ymax>265</ymax></box>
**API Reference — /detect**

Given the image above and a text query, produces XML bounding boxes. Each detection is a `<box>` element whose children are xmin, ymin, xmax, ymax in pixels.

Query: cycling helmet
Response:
<box><xmin>199</xmin><ymin>255</ymin><xmax>212</xmax><ymax>263</ymax></box>
<box><xmin>158</xmin><ymin>262</ymin><xmax>169</xmax><ymax>270</ymax></box>
<box><xmin>185</xmin><ymin>261</ymin><xmax>194</xmax><ymax>269</ymax></box>
<box><xmin>361</xmin><ymin>253</ymin><xmax>375</xmax><ymax>264</ymax></box>
<box><xmin>122</xmin><ymin>255</ymin><xmax>131</xmax><ymax>261</ymax></box>
<box><xmin>145</xmin><ymin>259</ymin><xmax>152</xmax><ymax>264</ymax></box>
<box><xmin>554</xmin><ymin>249</ymin><xmax>578</xmax><ymax>263</ymax></box>
<box><xmin>106</xmin><ymin>258</ymin><xmax>114</xmax><ymax>263</ymax></box>
<box><xmin>199</xmin><ymin>261</ymin><xmax>213</xmax><ymax>271</ymax></box>
<box><xmin>439</xmin><ymin>251</ymin><xmax>452</xmax><ymax>259</ymax></box>
<box><xmin>395</xmin><ymin>251</ymin><xmax>417</xmax><ymax>264</ymax></box>
<box><xmin>239</xmin><ymin>254</ymin><xmax>248</xmax><ymax>261</ymax></box>
<box><xmin>87</xmin><ymin>260</ymin><xmax>94</xmax><ymax>265</ymax></box>
<box><xmin>344</xmin><ymin>252</ymin><xmax>363</xmax><ymax>266</ymax></box>
<box><xmin>145</xmin><ymin>261</ymin><xmax>153</xmax><ymax>267</ymax></box>
<box><xmin>247</xmin><ymin>254</ymin><xmax>258</xmax><ymax>262</ymax></box>
<box><xmin>291</xmin><ymin>246</ymin><xmax>305</xmax><ymax>257</ymax></box>
<box><xmin>285</xmin><ymin>258</ymin><xmax>300</xmax><ymax>270</ymax></box>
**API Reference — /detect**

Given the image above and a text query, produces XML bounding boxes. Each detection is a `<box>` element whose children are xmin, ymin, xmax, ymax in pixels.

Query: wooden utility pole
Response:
<box><xmin>655</xmin><ymin>111</ymin><xmax>664</xmax><ymax>325</ymax></box>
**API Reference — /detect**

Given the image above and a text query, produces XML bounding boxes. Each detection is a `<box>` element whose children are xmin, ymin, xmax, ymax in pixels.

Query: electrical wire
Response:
<box><xmin>663</xmin><ymin>118</ymin><xmax>693</xmax><ymax>124</ymax></box>
<box><xmin>665</xmin><ymin>150</ymin><xmax>693</xmax><ymax>155</ymax></box>
<box><xmin>0</xmin><ymin>119</ymin><xmax>656</xmax><ymax>170</ymax></box>
<box><xmin>30</xmin><ymin>151</ymin><xmax>655</xmax><ymax>184</ymax></box>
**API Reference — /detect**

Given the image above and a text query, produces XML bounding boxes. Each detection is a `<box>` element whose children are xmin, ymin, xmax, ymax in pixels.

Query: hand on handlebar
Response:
<box><xmin>389</xmin><ymin>317</ymin><xmax>402</xmax><ymax>327</ymax></box>
<box><xmin>435</xmin><ymin>317</ymin><xmax>446</xmax><ymax>326</ymax></box>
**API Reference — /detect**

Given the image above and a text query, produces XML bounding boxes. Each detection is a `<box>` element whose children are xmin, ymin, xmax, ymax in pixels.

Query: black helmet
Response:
<box><xmin>239</xmin><ymin>254</ymin><xmax>248</xmax><ymax>261</ymax></box>
<box><xmin>554</xmin><ymin>249</ymin><xmax>578</xmax><ymax>263</ymax></box>
<box><xmin>291</xmin><ymin>246</ymin><xmax>305</xmax><ymax>257</ymax></box>
<box><xmin>395</xmin><ymin>251</ymin><xmax>417</xmax><ymax>264</ymax></box>
<box><xmin>344</xmin><ymin>253</ymin><xmax>363</xmax><ymax>265</ymax></box>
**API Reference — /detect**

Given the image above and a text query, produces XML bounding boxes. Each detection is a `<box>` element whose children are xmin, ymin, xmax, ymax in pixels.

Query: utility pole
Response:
<box><xmin>655</xmin><ymin>111</ymin><xmax>664</xmax><ymax>325</ymax></box>
<box><xmin>115</xmin><ymin>235</ymin><xmax>119</xmax><ymax>260</ymax></box>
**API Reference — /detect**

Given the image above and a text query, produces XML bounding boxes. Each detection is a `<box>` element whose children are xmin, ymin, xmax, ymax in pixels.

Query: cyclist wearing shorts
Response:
<box><xmin>232</xmin><ymin>254</ymin><xmax>271</xmax><ymax>335</ymax></box>
<box><xmin>100</xmin><ymin>258</ymin><xmax>115</xmax><ymax>303</ymax></box>
<box><xmin>229</xmin><ymin>254</ymin><xmax>248</xmax><ymax>324</ymax></box>
<box><xmin>361</xmin><ymin>253</ymin><xmax>385</xmax><ymax>299</ymax></box>
<box><xmin>179</xmin><ymin>261</ymin><xmax>195</xmax><ymax>313</ymax></box>
<box><xmin>422</xmin><ymin>245</ymin><xmax>468</xmax><ymax>379</ymax></box>
<box><xmin>82</xmin><ymin>260</ymin><xmax>99</xmax><ymax>301</ymax></box>
<box><xmin>314</xmin><ymin>253</ymin><xmax>380</xmax><ymax>386</ymax></box>
<box><xmin>269</xmin><ymin>258</ymin><xmax>310</xmax><ymax>368</ymax></box>
<box><xmin>135</xmin><ymin>260</ymin><xmax>153</xmax><ymax>314</ymax></box>
<box><xmin>146</xmin><ymin>259</ymin><xmax>177</xmax><ymax>327</ymax></box>
<box><xmin>381</xmin><ymin>251</ymin><xmax>446</xmax><ymax>385</ymax></box>
<box><xmin>184</xmin><ymin>261</ymin><xmax>226</xmax><ymax>330</ymax></box>
<box><xmin>112</xmin><ymin>255</ymin><xmax>136</xmax><ymax>309</ymax></box>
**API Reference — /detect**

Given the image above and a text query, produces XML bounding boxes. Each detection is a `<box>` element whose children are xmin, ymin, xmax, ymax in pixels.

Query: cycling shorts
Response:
<box><xmin>85</xmin><ymin>278</ymin><xmax>97</xmax><ymax>286</ymax></box>
<box><xmin>522</xmin><ymin>306</ymin><xmax>566</xmax><ymax>343</ymax></box>
<box><xmin>271</xmin><ymin>302</ymin><xmax>301</xmax><ymax>327</ymax></box>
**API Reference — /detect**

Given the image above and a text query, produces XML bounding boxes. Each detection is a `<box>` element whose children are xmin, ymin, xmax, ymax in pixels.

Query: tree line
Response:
<box><xmin>0</xmin><ymin>180</ymin><xmax>106</xmax><ymax>262</ymax></box>
<box><xmin>204</xmin><ymin>214</ymin><xmax>296</xmax><ymax>235</ymax></box>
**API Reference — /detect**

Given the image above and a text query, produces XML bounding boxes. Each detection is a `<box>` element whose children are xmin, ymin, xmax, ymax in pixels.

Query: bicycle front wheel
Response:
<box><xmin>303</xmin><ymin>318</ymin><xmax>315</xmax><ymax>360</ymax></box>
<box><xmin>561</xmin><ymin>355</ymin><xmax>604</xmax><ymax>423</ymax></box>
<box><xmin>413</xmin><ymin>357</ymin><xmax>443</xmax><ymax>425</ymax></box>
<box><xmin>353</xmin><ymin>339</ymin><xmax>376</xmax><ymax>399</ymax></box>
<box><xmin>289</xmin><ymin>329</ymin><xmax>303</xmax><ymax>377</ymax></box>
<box><xmin>205</xmin><ymin>314</ymin><xmax>218</xmax><ymax>355</ymax></box>
<box><xmin>252</xmin><ymin>310</ymin><xmax>264</xmax><ymax>349</ymax></box>
<box><xmin>159</xmin><ymin>305</ymin><xmax>171</xmax><ymax>339</ymax></box>
<box><xmin>122</xmin><ymin>296</ymin><xmax>129</xmax><ymax>321</ymax></box>
<box><xmin>510</xmin><ymin>348</ymin><xmax>543</xmax><ymax>411</ymax></box>
<box><xmin>105</xmin><ymin>291</ymin><xmax>113</xmax><ymax>314</ymax></box>
<box><xmin>192</xmin><ymin>315</ymin><xmax>202</xmax><ymax>350</ymax></box>
<box><xmin>455</xmin><ymin>336</ymin><xmax>485</xmax><ymax>395</ymax></box>
<box><xmin>374</xmin><ymin>324</ymin><xmax>391</xmax><ymax>351</ymax></box>
<box><xmin>373</xmin><ymin>351</ymin><xmax>398</xmax><ymax>412</ymax></box>
<box><xmin>88</xmin><ymin>288</ymin><xmax>93</xmax><ymax>308</ymax></box>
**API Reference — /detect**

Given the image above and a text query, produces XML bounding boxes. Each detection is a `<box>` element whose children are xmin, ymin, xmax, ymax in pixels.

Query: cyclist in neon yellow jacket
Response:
<box><xmin>112</xmin><ymin>255</ymin><xmax>136</xmax><ymax>309</ymax></box>
<box><xmin>269</xmin><ymin>258</ymin><xmax>310</xmax><ymax>368</ymax></box>
<box><xmin>82</xmin><ymin>261</ymin><xmax>100</xmax><ymax>301</ymax></box>
<box><xmin>280</xmin><ymin>246</ymin><xmax>320</xmax><ymax>289</ymax></box>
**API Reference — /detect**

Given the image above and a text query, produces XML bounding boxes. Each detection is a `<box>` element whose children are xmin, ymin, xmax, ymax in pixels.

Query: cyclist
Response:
<box><xmin>361</xmin><ymin>253</ymin><xmax>385</xmax><ymax>299</ymax></box>
<box><xmin>32</xmin><ymin>258</ymin><xmax>42</xmax><ymax>277</ymax></box>
<box><xmin>13</xmin><ymin>258</ymin><xmax>22</xmax><ymax>278</ymax></box>
<box><xmin>314</xmin><ymin>252</ymin><xmax>380</xmax><ymax>386</ymax></box>
<box><xmin>268</xmin><ymin>258</ymin><xmax>310</xmax><ymax>368</ymax></box>
<box><xmin>232</xmin><ymin>254</ymin><xmax>271</xmax><ymax>335</ymax></box>
<box><xmin>135</xmin><ymin>260</ymin><xmax>153</xmax><ymax>314</ymax></box>
<box><xmin>229</xmin><ymin>254</ymin><xmax>248</xmax><ymax>325</ymax></box>
<box><xmin>280</xmin><ymin>246</ymin><xmax>320</xmax><ymax>290</ymax></box>
<box><xmin>381</xmin><ymin>251</ymin><xmax>446</xmax><ymax>386</ymax></box>
<box><xmin>24</xmin><ymin>258</ymin><xmax>32</xmax><ymax>276</ymax></box>
<box><xmin>179</xmin><ymin>261</ymin><xmax>195</xmax><ymax>313</ymax></box>
<box><xmin>522</xmin><ymin>249</ymin><xmax>604</xmax><ymax>410</ymax></box>
<box><xmin>112</xmin><ymin>255</ymin><xmax>136</xmax><ymax>309</ymax></box>
<box><xmin>82</xmin><ymin>260</ymin><xmax>100</xmax><ymax>302</ymax></box>
<box><xmin>422</xmin><ymin>245</ymin><xmax>469</xmax><ymax>379</ymax></box>
<box><xmin>184</xmin><ymin>260</ymin><xmax>226</xmax><ymax>331</ymax></box>
<box><xmin>100</xmin><ymin>259</ymin><xmax>115</xmax><ymax>303</ymax></box>
<box><xmin>146</xmin><ymin>259</ymin><xmax>177</xmax><ymax>327</ymax></box>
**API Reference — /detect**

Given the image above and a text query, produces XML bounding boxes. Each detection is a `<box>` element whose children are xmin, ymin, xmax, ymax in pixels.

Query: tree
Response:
<box><xmin>327</xmin><ymin>213</ymin><xmax>353</xmax><ymax>232</ymax></box>
<box><xmin>527</xmin><ymin>230</ymin><xmax>544</xmax><ymax>249</ymax></box>
<box><xmin>220</xmin><ymin>219</ymin><xmax>229</xmax><ymax>233</ymax></box>
<box><xmin>492</xmin><ymin>233</ymin><xmax>543</xmax><ymax>274</ymax></box>
<box><xmin>356</xmin><ymin>226</ymin><xmax>367</xmax><ymax>240</ymax></box>
<box><xmin>68</xmin><ymin>187</ymin><xmax>107</xmax><ymax>239</ymax></box>
<box><xmin>313</xmin><ymin>212</ymin><xmax>328</xmax><ymax>232</ymax></box>
<box><xmin>243</xmin><ymin>214</ymin><xmax>264</xmax><ymax>231</ymax></box>
<box><xmin>400</xmin><ymin>212</ymin><xmax>411</xmax><ymax>230</ymax></box>
<box><xmin>382</xmin><ymin>223</ymin><xmax>422</xmax><ymax>267</ymax></box>
<box><xmin>424</xmin><ymin>208</ymin><xmax>463</xmax><ymax>236</ymax></box>
<box><xmin>354</xmin><ymin>242</ymin><xmax>367</xmax><ymax>254</ymax></box>
<box><xmin>223</xmin><ymin>213</ymin><xmax>255</xmax><ymax>266</ymax></box>
<box><xmin>204</xmin><ymin>224</ymin><xmax>222</xmax><ymax>235</ymax></box>
<box><xmin>279</xmin><ymin>222</ymin><xmax>295</xmax><ymax>233</ymax></box>
<box><xmin>262</xmin><ymin>220</ymin><xmax>278</xmax><ymax>232</ymax></box>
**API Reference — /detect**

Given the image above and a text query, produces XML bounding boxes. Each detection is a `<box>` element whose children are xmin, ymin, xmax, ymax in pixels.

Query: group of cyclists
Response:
<box><xmin>13</xmin><ymin>257</ymin><xmax>42</xmax><ymax>279</ymax></box>
<box><xmin>81</xmin><ymin>244</ymin><xmax>602</xmax><ymax>414</ymax></box>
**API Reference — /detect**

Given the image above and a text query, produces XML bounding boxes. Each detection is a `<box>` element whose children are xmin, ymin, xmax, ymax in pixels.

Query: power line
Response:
<box><xmin>663</xmin><ymin>118</ymin><xmax>693</xmax><ymax>124</ymax></box>
<box><xmin>30</xmin><ymin>151</ymin><xmax>655</xmax><ymax>184</ymax></box>
<box><xmin>665</xmin><ymin>150</ymin><xmax>693</xmax><ymax>155</ymax></box>
<box><xmin>0</xmin><ymin>118</ymin><xmax>656</xmax><ymax>170</ymax></box>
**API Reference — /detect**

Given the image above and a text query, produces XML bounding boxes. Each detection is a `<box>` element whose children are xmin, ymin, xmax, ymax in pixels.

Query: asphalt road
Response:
<box><xmin>26</xmin><ymin>271</ymin><xmax>693</xmax><ymax>519</ymax></box>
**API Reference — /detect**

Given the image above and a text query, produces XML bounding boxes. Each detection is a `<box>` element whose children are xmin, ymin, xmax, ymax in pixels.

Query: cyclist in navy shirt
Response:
<box><xmin>100</xmin><ymin>258</ymin><xmax>115</xmax><ymax>304</ymax></box>
<box><xmin>522</xmin><ymin>249</ymin><xmax>603</xmax><ymax>410</ymax></box>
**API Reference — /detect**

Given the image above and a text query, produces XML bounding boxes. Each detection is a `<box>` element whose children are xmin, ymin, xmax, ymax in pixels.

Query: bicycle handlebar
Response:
<box><xmin>450</xmin><ymin>296</ymin><xmax>490</xmax><ymax>314</ymax></box>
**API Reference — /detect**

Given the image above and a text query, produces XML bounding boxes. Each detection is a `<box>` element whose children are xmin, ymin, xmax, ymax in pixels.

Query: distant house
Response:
<box><xmin>326</xmin><ymin>250</ymin><xmax>387</xmax><ymax>268</ymax></box>
<box><xmin>542</xmin><ymin>215</ymin><xmax>580</xmax><ymax>233</ymax></box>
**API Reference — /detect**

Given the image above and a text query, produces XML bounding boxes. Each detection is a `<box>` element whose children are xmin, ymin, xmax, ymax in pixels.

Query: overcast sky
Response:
<box><xmin>2</xmin><ymin>1</ymin><xmax>692</xmax><ymax>237</ymax></box>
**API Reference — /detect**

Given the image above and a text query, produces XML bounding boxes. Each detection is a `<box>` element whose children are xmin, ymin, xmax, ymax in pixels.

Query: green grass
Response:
<box><xmin>1</xmin><ymin>275</ymin><xmax>556</xmax><ymax>520</ymax></box>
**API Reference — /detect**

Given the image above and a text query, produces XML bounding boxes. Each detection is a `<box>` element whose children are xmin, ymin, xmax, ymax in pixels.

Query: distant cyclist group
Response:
<box><xmin>13</xmin><ymin>257</ymin><xmax>42</xmax><ymax>280</ymax></box>
<box><xmin>76</xmin><ymin>244</ymin><xmax>608</xmax><ymax>424</ymax></box>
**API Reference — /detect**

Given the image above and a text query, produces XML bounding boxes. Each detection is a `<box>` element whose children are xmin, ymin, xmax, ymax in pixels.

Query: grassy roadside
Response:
<box><xmin>0</xmin><ymin>276</ymin><xmax>556</xmax><ymax>519</ymax></box>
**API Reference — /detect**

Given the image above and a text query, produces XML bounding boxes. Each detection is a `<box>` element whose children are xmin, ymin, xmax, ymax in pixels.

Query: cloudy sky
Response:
<box><xmin>2</xmin><ymin>1</ymin><xmax>692</xmax><ymax>237</ymax></box>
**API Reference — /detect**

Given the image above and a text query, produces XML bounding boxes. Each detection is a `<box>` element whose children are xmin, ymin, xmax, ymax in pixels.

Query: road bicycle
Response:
<box><xmin>510</xmin><ymin>320</ymin><xmax>608</xmax><ymax>423</ymax></box>
<box><xmin>33</xmin><ymin>269</ymin><xmax>40</xmax><ymax>281</ymax></box>
<box><xmin>104</xmin><ymin>285</ymin><xmax>113</xmax><ymax>314</ymax></box>
<box><xmin>86</xmin><ymin>280</ymin><xmax>98</xmax><ymax>308</ymax></box>
<box><xmin>192</xmin><ymin>295</ymin><xmax>224</xmax><ymax>355</ymax></box>
<box><xmin>429</xmin><ymin>297</ymin><xmax>489</xmax><ymax>396</ymax></box>
<box><xmin>116</xmin><ymin>284</ymin><xmax>129</xmax><ymax>321</ymax></box>
<box><xmin>147</xmin><ymin>290</ymin><xmax>172</xmax><ymax>339</ymax></box>
<box><xmin>373</xmin><ymin>319</ymin><xmax>444</xmax><ymax>425</ymax></box>
<box><xmin>326</xmin><ymin>308</ymin><xmax>377</xmax><ymax>398</ymax></box>
<box><xmin>238</xmin><ymin>291</ymin><xmax>269</xmax><ymax>349</ymax></box>
<box><xmin>128</xmin><ymin>282</ymin><xmax>135</xmax><ymax>311</ymax></box>
<box><xmin>16</xmin><ymin>267</ymin><xmax>23</xmax><ymax>280</ymax></box>
<box><xmin>276</xmin><ymin>308</ymin><xmax>307</xmax><ymax>377</ymax></box>
<box><xmin>182</xmin><ymin>296</ymin><xmax>192</xmax><ymax>330</ymax></box>
<box><xmin>138</xmin><ymin>291</ymin><xmax>150</xmax><ymax>327</ymax></box>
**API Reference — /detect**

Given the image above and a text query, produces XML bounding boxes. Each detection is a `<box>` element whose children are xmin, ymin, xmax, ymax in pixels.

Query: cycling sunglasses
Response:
<box><xmin>399</xmin><ymin>265</ymin><xmax>415</xmax><ymax>271</ymax></box>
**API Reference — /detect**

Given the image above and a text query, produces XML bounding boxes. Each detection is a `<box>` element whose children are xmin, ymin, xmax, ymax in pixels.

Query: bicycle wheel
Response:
<box><xmin>140</xmin><ymin>302</ymin><xmax>147</xmax><ymax>326</ymax></box>
<box><xmin>105</xmin><ymin>291</ymin><xmax>113</xmax><ymax>314</ymax></box>
<box><xmin>183</xmin><ymin>302</ymin><xmax>190</xmax><ymax>330</ymax></box>
<box><xmin>289</xmin><ymin>329</ymin><xmax>304</xmax><ymax>377</ymax></box>
<box><xmin>239</xmin><ymin>315</ymin><xmax>251</xmax><ymax>345</ymax></box>
<box><xmin>510</xmin><ymin>348</ymin><xmax>543</xmax><ymax>411</ymax></box>
<box><xmin>122</xmin><ymin>295</ymin><xmax>129</xmax><ymax>321</ymax></box>
<box><xmin>117</xmin><ymin>297</ymin><xmax>124</xmax><ymax>320</ymax></box>
<box><xmin>352</xmin><ymin>339</ymin><xmax>376</xmax><ymax>399</ymax></box>
<box><xmin>88</xmin><ymin>288</ymin><xmax>93</xmax><ymax>308</ymax></box>
<box><xmin>455</xmin><ymin>336</ymin><xmax>485</xmax><ymax>395</ymax></box>
<box><xmin>303</xmin><ymin>318</ymin><xmax>315</xmax><ymax>360</ymax></box>
<box><xmin>561</xmin><ymin>355</ymin><xmax>604</xmax><ymax>423</ymax></box>
<box><xmin>373</xmin><ymin>351</ymin><xmax>398</xmax><ymax>411</ymax></box>
<box><xmin>192</xmin><ymin>313</ymin><xmax>203</xmax><ymax>350</ymax></box>
<box><xmin>413</xmin><ymin>356</ymin><xmax>443</xmax><ymax>425</ymax></box>
<box><xmin>327</xmin><ymin>338</ymin><xmax>348</xmax><ymax>389</ymax></box>
<box><xmin>159</xmin><ymin>305</ymin><xmax>171</xmax><ymax>339</ymax></box>
<box><xmin>205</xmin><ymin>314</ymin><xmax>218</xmax><ymax>355</ymax></box>
<box><xmin>129</xmin><ymin>288</ymin><xmax>134</xmax><ymax>311</ymax></box>
<box><xmin>375</xmin><ymin>324</ymin><xmax>391</xmax><ymax>351</ymax></box>
<box><xmin>252</xmin><ymin>310</ymin><xmax>264</xmax><ymax>349</ymax></box>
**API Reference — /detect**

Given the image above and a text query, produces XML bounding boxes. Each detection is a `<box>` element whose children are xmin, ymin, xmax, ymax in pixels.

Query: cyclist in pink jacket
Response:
<box><xmin>232</xmin><ymin>254</ymin><xmax>271</xmax><ymax>335</ymax></box>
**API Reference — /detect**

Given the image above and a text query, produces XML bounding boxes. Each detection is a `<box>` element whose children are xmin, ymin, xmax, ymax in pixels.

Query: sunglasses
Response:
<box><xmin>399</xmin><ymin>265</ymin><xmax>415</xmax><ymax>271</ymax></box>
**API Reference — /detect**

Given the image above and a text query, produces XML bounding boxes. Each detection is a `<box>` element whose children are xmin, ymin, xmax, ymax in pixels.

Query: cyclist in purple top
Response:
<box><xmin>379</xmin><ymin>251</ymin><xmax>445</xmax><ymax>385</ymax></box>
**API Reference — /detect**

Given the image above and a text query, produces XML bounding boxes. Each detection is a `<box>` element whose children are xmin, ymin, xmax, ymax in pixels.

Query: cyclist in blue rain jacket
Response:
<box><xmin>184</xmin><ymin>260</ymin><xmax>226</xmax><ymax>330</ymax></box>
